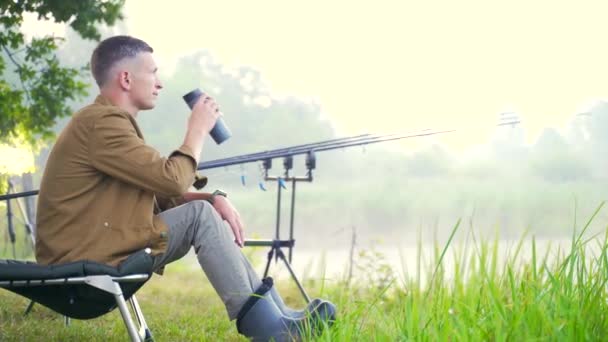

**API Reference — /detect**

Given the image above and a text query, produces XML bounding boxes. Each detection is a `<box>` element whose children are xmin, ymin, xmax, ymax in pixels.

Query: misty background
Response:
<box><xmin>4</xmin><ymin>24</ymin><xmax>608</xmax><ymax>279</ymax></box>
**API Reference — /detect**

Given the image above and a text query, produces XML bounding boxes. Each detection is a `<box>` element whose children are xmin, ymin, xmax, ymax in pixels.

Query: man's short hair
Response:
<box><xmin>90</xmin><ymin>35</ymin><xmax>153</xmax><ymax>87</ymax></box>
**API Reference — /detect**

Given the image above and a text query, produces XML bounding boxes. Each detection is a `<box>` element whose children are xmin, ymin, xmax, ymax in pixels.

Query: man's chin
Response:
<box><xmin>139</xmin><ymin>102</ymin><xmax>156</xmax><ymax>111</ymax></box>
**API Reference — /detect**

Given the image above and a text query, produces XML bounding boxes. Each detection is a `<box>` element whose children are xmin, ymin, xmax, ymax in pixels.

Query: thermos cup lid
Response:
<box><xmin>183</xmin><ymin>88</ymin><xmax>203</xmax><ymax>108</ymax></box>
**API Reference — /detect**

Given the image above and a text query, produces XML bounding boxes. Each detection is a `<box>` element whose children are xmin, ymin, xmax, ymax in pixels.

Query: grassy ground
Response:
<box><xmin>2</xmin><ymin>205</ymin><xmax>608</xmax><ymax>341</ymax></box>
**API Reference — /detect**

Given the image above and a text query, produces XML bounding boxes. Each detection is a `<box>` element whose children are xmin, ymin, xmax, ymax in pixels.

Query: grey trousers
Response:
<box><xmin>153</xmin><ymin>200</ymin><xmax>262</xmax><ymax>320</ymax></box>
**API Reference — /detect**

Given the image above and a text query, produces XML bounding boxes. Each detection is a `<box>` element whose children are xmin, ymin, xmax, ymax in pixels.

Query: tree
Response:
<box><xmin>0</xmin><ymin>0</ymin><xmax>125</xmax><ymax>192</ymax></box>
<box><xmin>529</xmin><ymin>128</ymin><xmax>590</xmax><ymax>182</ymax></box>
<box><xmin>0</xmin><ymin>0</ymin><xmax>124</xmax><ymax>145</ymax></box>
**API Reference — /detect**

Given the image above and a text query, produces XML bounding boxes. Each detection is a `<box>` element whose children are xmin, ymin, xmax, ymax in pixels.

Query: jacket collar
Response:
<box><xmin>93</xmin><ymin>95</ymin><xmax>144</xmax><ymax>140</ymax></box>
<box><xmin>94</xmin><ymin>94</ymin><xmax>114</xmax><ymax>106</ymax></box>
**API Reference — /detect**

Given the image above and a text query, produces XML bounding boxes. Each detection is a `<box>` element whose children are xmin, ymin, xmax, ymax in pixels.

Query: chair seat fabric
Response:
<box><xmin>0</xmin><ymin>250</ymin><xmax>154</xmax><ymax>319</ymax></box>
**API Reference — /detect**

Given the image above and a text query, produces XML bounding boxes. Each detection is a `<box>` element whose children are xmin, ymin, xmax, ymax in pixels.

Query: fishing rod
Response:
<box><xmin>197</xmin><ymin>128</ymin><xmax>442</xmax><ymax>169</ymax></box>
<box><xmin>200</xmin><ymin>133</ymin><xmax>374</xmax><ymax>166</ymax></box>
<box><xmin>197</xmin><ymin>118</ymin><xmax>520</xmax><ymax>171</ymax></box>
<box><xmin>0</xmin><ymin>119</ymin><xmax>520</xmax><ymax>201</ymax></box>
<box><xmin>197</xmin><ymin>129</ymin><xmax>435</xmax><ymax>170</ymax></box>
<box><xmin>0</xmin><ymin>190</ymin><xmax>38</xmax><ymax>201</ymax></box>
<box><xmin>0</xmin><ymin>133</ymin><xmax>396</xmax><ymax>200</ymax></box>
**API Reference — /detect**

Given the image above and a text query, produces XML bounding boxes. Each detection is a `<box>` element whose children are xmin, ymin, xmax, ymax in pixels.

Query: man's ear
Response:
<box><xmin>118</xmin><ymin>70</ymin><xmax>131</xmax><ymax>91</ymax></box>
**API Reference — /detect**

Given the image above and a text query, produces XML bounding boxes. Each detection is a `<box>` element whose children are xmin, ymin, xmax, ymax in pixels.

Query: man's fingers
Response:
<box><xmin>214</xmin><ymin>198</ymin><xmax>245</xmax><ymax>247</ymax></box>
<box><xmin>235</xmin><ymin>215</ymin><xmax>245</xmax><ymax>246</ymax></box>
<box><xmin>227</xmin><ymin>216</ymin><xmax>243</xmax><ymax>248</ymax></box>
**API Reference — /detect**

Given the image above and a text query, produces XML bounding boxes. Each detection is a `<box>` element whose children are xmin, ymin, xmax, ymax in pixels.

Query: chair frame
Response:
<box><xmin>0</xmin><ymin>274</ymin><xmax>153</xmax><ymax>342</ymax></box>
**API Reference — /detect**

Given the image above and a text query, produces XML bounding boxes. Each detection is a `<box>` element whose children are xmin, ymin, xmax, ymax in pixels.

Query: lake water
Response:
<box><xmin>182</xmin><ymin>236</ymin><xmax>593</xmax><ymax>287</ymax></box>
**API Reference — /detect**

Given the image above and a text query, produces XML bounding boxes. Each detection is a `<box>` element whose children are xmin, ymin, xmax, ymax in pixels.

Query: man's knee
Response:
<box><xmin>188</xmin><ymin>199</ymin><xmax>211</xmax><ymax>217</ymax></box>
<box><xmin>188</xmin><ymin>200</ymin><xmax>226</xmax><ymax>247</ymax></box>
<box><xmin>189</xmin><ymin>200</ymin><xmax>222</xmax><ymax>227</ymax></box>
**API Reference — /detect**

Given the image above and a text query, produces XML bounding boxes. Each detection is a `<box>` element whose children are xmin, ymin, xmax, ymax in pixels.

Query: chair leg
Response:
<box><xmin>129</xmin><ymin>295</ymin><xmax>154</xmax><ymax>342</ymax></box>
<box><xmin>114</xmin><ymin>289</ymin><xmax>141</xmax><ymax>342</ymax></box>
<box><xmin>83</xmin><ymin>275</ymin><xmax>142</xmax><ymax>342</ymax></box>
<box><xmin>23</xmin><ymin>300</ymin><xmax>35</xmax><ymax>316</ymax></box>
<box><xmin>23</xmin><ymin>301</ymin><xmax>72</xmax><ymax>327</ymax></box>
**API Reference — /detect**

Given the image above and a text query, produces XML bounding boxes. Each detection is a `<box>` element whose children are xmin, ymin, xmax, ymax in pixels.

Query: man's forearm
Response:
<box><xmin>182</xmin><ymin>127</ymin><xmax>206</xmax><ymax>164</ymax></box>
<box><xmin>183</xmin><ymin>192</ymin><xmax>212</xmax><ymax>203</ymax></box>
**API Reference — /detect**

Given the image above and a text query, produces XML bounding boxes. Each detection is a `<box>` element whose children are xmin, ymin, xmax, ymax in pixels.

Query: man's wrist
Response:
<box><xmin>208</xmin><ymin>189</ymin><xmax>227</xmax><ymax>204</ymax></box>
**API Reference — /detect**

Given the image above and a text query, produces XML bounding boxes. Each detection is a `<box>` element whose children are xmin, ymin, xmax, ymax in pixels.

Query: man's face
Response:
<box><xmin>126</xmin><ymin>52</ymin><xmax>162</xmax><ymax>110</ymax></box>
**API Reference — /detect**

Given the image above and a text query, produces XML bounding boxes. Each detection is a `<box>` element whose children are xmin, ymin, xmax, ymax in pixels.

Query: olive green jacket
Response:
<box><xmin>36</xmin><ymin>95</ymin><xmax>200</xmax><ymax>267</ymax></box>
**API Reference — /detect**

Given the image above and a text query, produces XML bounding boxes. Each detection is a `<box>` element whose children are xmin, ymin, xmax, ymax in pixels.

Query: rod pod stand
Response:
<box><xmin>243</xmin><ymin>152</ymin><xmax>316</xmax><ymax>303</ymax></box>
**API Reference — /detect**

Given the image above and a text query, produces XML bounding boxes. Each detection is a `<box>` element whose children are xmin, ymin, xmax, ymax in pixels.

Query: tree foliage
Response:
<box><xmin>0</xmin><ymin>0</ymin><xmax>124</xmax><ymax>145</ymax></box>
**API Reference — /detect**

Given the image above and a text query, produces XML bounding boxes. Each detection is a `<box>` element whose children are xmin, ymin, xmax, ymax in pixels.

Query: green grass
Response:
<box><xmin>2</xmin><ymin>205</ymin><xmax>608</xmax><ymax>341</ymax></box>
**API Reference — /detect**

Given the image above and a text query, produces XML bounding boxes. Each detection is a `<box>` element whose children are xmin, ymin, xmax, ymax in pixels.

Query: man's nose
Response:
<box><xmin>156</xmin><ymin>79</ymin><xmax>163</xmax><ymax>89</ymax></box>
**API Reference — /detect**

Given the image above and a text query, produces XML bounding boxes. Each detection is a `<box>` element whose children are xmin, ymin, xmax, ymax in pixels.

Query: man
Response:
<box><xmin>35</xmin><ymin>35</ymin><xmax>335</xmax><ymax>341</ymax></box>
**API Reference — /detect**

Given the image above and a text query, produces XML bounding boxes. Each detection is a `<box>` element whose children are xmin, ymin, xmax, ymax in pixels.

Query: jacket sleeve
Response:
<box><xmin>155</xmin><ymin>195</ymin><xmax>187</xmax><ymax>213</ymax></box>
<box><xmin>89</xmin><ymin>111</ymin><xmax>197</xmax><ymax>197</ymax></box>
<box><xmin>155</xmin><ymin>174</ymin><xmax>208</xmax><ymax>213</ymax></box>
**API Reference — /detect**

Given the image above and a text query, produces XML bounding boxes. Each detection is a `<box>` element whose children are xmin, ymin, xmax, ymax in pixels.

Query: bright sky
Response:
<box><xmin>22</xmin><ymin>0</ymin><xmax>608</xmax><ymax>150</ymax></box>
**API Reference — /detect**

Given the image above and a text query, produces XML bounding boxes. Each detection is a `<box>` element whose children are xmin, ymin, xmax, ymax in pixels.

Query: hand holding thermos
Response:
<box><xmin>183</xmin><ymin>89</ymin><xmax>232</xmax><ymax>144</ymax></box>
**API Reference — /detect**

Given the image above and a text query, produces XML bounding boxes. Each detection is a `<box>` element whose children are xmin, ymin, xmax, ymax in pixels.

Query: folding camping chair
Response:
<box><xmin>0</xmin><ymin>248</ymin><xmax>155</xmax><ymax>342</ymax></box>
